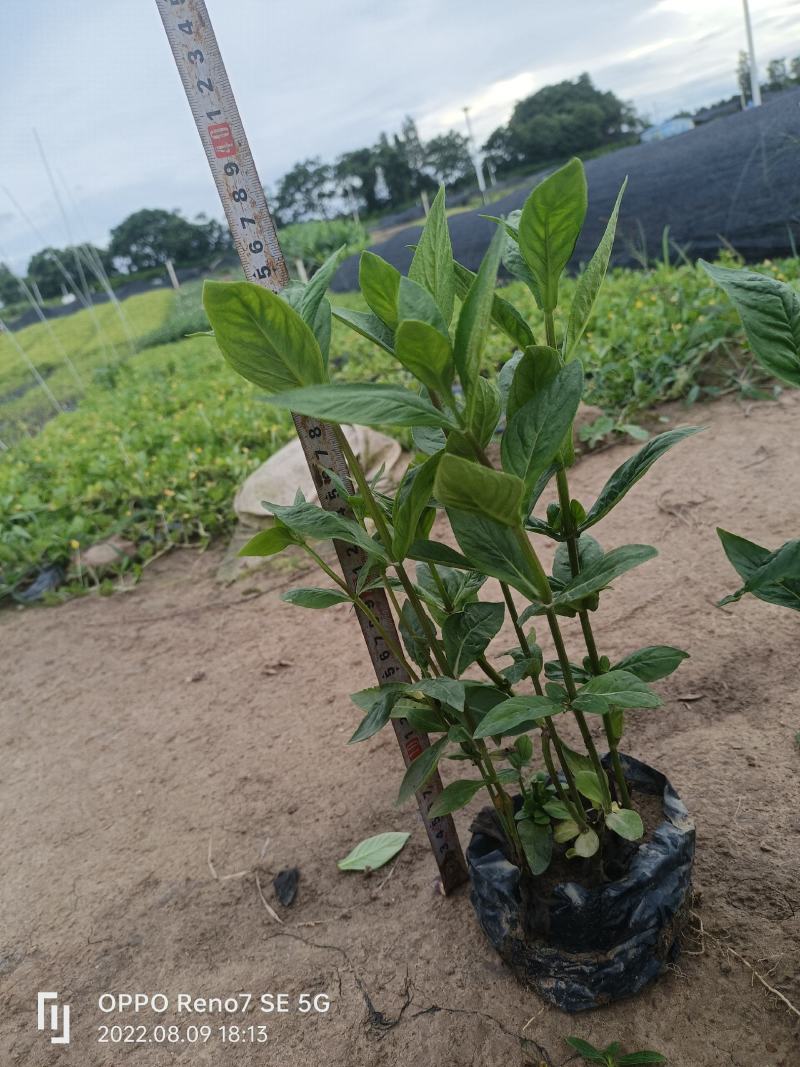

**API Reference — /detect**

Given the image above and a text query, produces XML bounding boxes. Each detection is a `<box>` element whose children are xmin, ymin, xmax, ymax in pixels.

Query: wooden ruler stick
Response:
<box><xmin>155</xmin><ymin>0</ymin><xmax>467</xmax><ymax>892</ymax></box>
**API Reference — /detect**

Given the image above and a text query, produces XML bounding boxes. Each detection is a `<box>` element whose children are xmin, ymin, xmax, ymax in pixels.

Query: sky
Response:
<box><xmin>1</xmin><ymin>0</ymin><xmax>798</xmax><ymax>271</ymax></box>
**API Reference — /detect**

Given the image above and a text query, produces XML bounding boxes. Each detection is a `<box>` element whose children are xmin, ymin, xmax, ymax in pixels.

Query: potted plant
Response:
<box><xmin>203</xmin><ymin>159</ymin><xmax>699</xmax><ymax>1011</ymax></box>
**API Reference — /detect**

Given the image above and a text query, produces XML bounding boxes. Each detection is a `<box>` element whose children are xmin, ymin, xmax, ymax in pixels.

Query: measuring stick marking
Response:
<box><xmin>156</xmin><ymin>0</ymin><xmax>467</xmax><ymax>892</ymax></box>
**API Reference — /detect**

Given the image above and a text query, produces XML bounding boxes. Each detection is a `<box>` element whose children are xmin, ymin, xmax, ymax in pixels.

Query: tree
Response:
<box><xmin>766</xmin><ymin>57</ymin><xmax>791</xmax><ymax>91</ymax></box>
<box><xmin>26</xmin><ymin>248</ymin><xmax>69</xmax><ymax>299</ymax></box>
<box><xmin>791</xmin><ymin>56</ymin><xmax>800</xmax><ymax>83</ymax></box>
<box><xmin>737</xmin><ymin>50</ymin><xmax>752</xmax><ymax>103</ymax></box>
<box><xmin>0</xmin><ymin>262</ymin><xmax>21</xmax><ymax>307</ymax></box>
<box><xmin>424</xmin><ymin>131</ymin><xmax>473</xmax><ymax>187</ymax></box>
<box><xmin>273</xmin><ymin>158</ymin><xmax>333</xmax><ymax>225</ymax></box>
<box><xmin>373</xmin><ymin>132</ymin><xmax>417</xmax><ymax>206</ymax></box>
<box><xmin>109</xmin><ymin>209</ymin><xmax>226</xmax><ymax>271</ymax></box>
<box><xmin>335</xmin><ymin>148</ymin><xmax>380</xmax><ymax>216</ymax></box>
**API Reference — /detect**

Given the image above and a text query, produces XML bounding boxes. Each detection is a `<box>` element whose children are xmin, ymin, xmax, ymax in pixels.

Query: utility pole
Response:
<box><xmin>742</xmin><ymin>0</ymin><xmax>762</xmax><ymax>106</ymax></box>
<box><xmin>462</xmin><ymin>106</ymin><xmax>487</xmax><ymax>204</ymax></box>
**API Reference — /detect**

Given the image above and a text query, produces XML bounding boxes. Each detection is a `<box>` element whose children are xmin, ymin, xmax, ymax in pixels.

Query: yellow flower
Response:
<box><xmin>70</xmin><ymin>539</ymin><xmax>80</xmax><ymax>549</ymax></box>
<box><xmin>163</xmin><ymin>488</ymin><xmax>175</xmax><ymax>497</ymax></box>
<box><xmin>634</xmin><ymin>299</ymin><xmax>644</xmax><ymax>310</ymax></box>
<box><xmin>189</xmin><ymin>471</ymin><xmax>197</xmax><ymax>480</ymax></box>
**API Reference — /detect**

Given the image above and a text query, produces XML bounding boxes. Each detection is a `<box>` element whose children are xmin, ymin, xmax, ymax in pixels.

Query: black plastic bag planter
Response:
<box><xmin>467</xmin><ymin>753</ymin><xmax>695</xmax><ymax>1012</ymax></box>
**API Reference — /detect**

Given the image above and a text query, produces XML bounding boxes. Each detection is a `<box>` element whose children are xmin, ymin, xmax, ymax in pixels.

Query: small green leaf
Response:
<box><xmin>553</xmin><ymin>818</ymin><xmax>580</xmax><ymax>843</ymax></box>
<box><xmin>412</xmin><ymin>425</ymin><xmax>447</xmax><ymax>455</ymax></box>
<box><xmin>572</xmin><ymin>692</ymin><xmax>610</xmax><ymax>715</ymax></box>
<box><xmin>565</xmin><ymin>1037</ymin><xmax>606</xmax><ymax>1064</ymax></box>
<box><xmin>281</xmin><ymin>587</ymin><xmax>352</xmax><ymax>609</ymax></box>
<box><xmin>617</xmin><ymin>1052</ymin><xmax>667</xmax><ymax>1065</ymax></box>
<box><xmin>579</xmin><ymin>670</ymin><xmax>663</xmax><ymax>710</ymax></box>
<box><xmin>518</xmin><ymin>819</ymin><xmax>553</xmax><ymax>875</ymax></box>
<box><xmin>332</xmin><ymin>305</ymin><xmax>395</xmax><ymax>354</ymax></box>
<box><xmin>392</xmin><ymin>453</ymin><xmax>440</xmax><ymax>561</ymax></box>
<box><xmin>448</xmin><ymin>510</ymin><xmax>550</xmax><ymax>602</ymax></box>
<box><xmin>552</xmin><ymin>535</ymin><xmax>604</xmax><ymax>586</ymax></box>
<box><xmin>467</xmin><ymin>376</ymin><xmax>502</xmax><ymax>447</ymax></box>
<box><xmin>575</xmin><ymin>770</ymin><xmax>606</xmax><ymax>806</ymax></box>
<box><xmin>349</xmin><ymin>684</ymin><xmax>408</xmax><ymax>743</ymax></box>
<box><xmin>454</xmin><ymin>225</ymin><xmax>505</xmax><ymax>400</ymax></box>
<box><xmin>614</xmin><ymin>645</ymin><xmax>689</xmax><ymax>681</ymax></box>
<box><xmin>442</xmin><ymin>602</ymin><xmax>505</xmax><ymax>675</ymax></box>
<box><xmin>394</xmin><ymin>319</ymin><xmax>454</xmax><ymax>397</ymax></box>
<box><xmin>506</xmin><ymin>345</ymin><xmax>561</xmax><ymax>421</ymax></box>
<box><xmin>553</xmin><ymin>545</ymin><xmax>657</xmax><ymax>606</ymax></box>
<box><xmin>398</xmin><ymin>275</ymin><xmax>449</xmax><ymax>336</ymax></box>
<box><xmin>435</xmin><ymin>454</ymin><xmax>525</xmax><ymax>527</ymax></box>
<box><xmin>397</xmin><ymin>736</ymin><xmax>449</xmax><ymax>805</ymax></box>
<box><xmin>581</xmin><ymin>427</ymin><xmax>701</xmax><ymax>530</ymax></box>
<box><xmin>700</xmin><ymin>260</ymin><xmax>800</xmax><ymax>387</ymax></box>
<box><xmin>266</xmin><ymin>497</ymin><xmax>388</xmax><ymax>562</ymax></box>
<box><xmin>409</xmin><ymin>185</ymin><xmax>456</xmax><ymax>325</ymax></box>
<box><xmin>337</xmin><ymin>831</ymin><xmax>410</xmax><ymax>871</ymax></box>
<box><xmin>203</xmin><ymin>280</ymin><xmax>326</xmax><ymax>393</ymax></box>
<box><xmin>298</xmin><ymin>246</ymin><xmax>346</xmax><ymax>331</ymax></box>
<box><xmin>428</xmin><ymin>779</ymin><xmax>485</xmax><ymax>817</ymax></box>
<box><xmin>408</xmin><ymin>539</ymin><xmax>472</xmax><ymax>571</ymax></box>
<box><xmin>572</xmin><ymin>827</ymin><xmax>600</xmax><ymax>858</ymax></box>
<box><xmin>518</xmin><ymin>158</ymin><xmax>588</xmax><ymax>312</ymax></box>
<box><xmin>717</xmin><ymin>529</ymin><xmax>800</xmax><ymax>610</ymax></box>
<box><xmin>472</xmin><ymin>695</ymin><xmax>562</xmax><ymax>738</ymax></box>
<box><xmin>405</xmin><ymin>676</ymin><xmax>466</xmax><ymax>712</ymax></box>
<box><xmin>263</xmin><ymin>383</ymin><xmax>456</xmax><ymax>430</ymax></box>
<box><xmin>359</xmin><ymin>251</ymin><xmax>401</xmax><ymax>328</ymax></box>
<box><xmin>238</xmin><ymin>524</ymin><xmax>298</xmax><ymax>557</ymax></box>
<box><xmin>399</xmin><ymin>600</ymin><xmax>431</xmax><ymax>670</ymax></box>
<box><xmin>606</xmin><ymin>806</ymin><xmax>644</xmax><ymax>841</ymax></box>
<box><xmin>453</xmin><ymin>260</ymin><xmax>534</xmax><ymax>349</ymax></box>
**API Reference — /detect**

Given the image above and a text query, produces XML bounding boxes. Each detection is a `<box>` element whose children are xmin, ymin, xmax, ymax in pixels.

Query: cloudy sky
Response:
<box><xmin>1</xmin><ymin>0</ymin><xmax>798</xmax><ymax>270</ymax></box>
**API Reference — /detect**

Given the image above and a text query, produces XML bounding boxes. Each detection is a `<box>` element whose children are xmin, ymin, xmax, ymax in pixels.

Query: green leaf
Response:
<box><xmin>281</xmin><ymin>586</ymin><xmax>352</xmax><ymax>609</ymax></box>
<box><xmin>298</xmin><ymin>246</ymin><xmax>346</xmax><ymax>330</ymax></box>
<box><xmin>606</xmin><ymin>806</ymin><xmax>644</xmax><ymax>841</ymax></box>
<box><xmin>467</xmin><ymin>376</ymin><xmax>502</xmax><ymax>448</ymax></box>
<box><xmin>575</xmin><ymin>770</ymin><xmax>606</xmax><ymax>806</ymax></box>
<box><xmin>506</xmin><ymin>345</ymin><xmax>562</xmax><ymax>421</ymax></box>
<box><xmin>332</xmin><ymin>305</ymin><xmax>395</xmax><ymax>354</ymax></box>
<box><xmin>564</xmin><ymin>178</ymin><xmax>627</xmax><ymax>359</ymax></box>
<box><xmin>553</xmin><ymin>545</ymin><xmax>657</xmax><ymax>606</ymax></box>
<box><xmin>553</xmin><ymin>818</ymin><xmax>580</xmax><ymax>844</ymax></box>
<box><xmin>571</xmin><ymin>827</ymin><xmax>600</xmax><ymax>858</ymax></box>
<box><xmin>394</xmin><ymin>319</ymin><xmax>454</xmax><ymax>396</ymax></box>
<box><xmin>454</xmin><ymin>225</ymin><xmax>505</xmax><ymax>400</ymax></box>
<box><xmin>359</xmin><ymin>251</ymin><xmax>401</xmax><ymax>329</ymax></box>
<box><xmin>412</xmin><ymin>425</ymin><xmax>447</xmax><ymax>455</ymax></box>
<box><xmin>614</xmin><ymin>645</ymin><xmax>689</xmax><ymax>681</ymax></box>
<box><xmin>435</xmin><ymin>454</ymin><xmax>525</xmax><ymax>527</ymax></box>
<box><xmin>579</xmin><ymin>670</ymin><xmax>663</xmax><ymax>710</ymax></box>
<box><xmin>238</xmin><ymin>524</ymin><xmax>298</xmax><ymax>557</ymax></box>
<box><xmin>398</xmin><ymin>275</ymin><xmax>449</xmax><ymax>336</ymax></box>
<box><xmin>203</xmin><ymin>280</ymin><xmax>326</xmax><ymax>394</ymax></box>
<box><xmin>405</xmin><ymin>676</ymin><xmax>466</xmax><ymax>712</ymax></box>
<box><xmin>399</xmin><ymin>600</ymin><xmax>431</xmax><ymax>670</ymax></box>
<box><xmin>501</xmin><ymin>361</ymin><xmax>583</xmax><ymax>495</ymax></box>
<box><xmin>263</xmin><ymin>383</ymin><xmax>456</xmax><ymax>429</ymax></box>
<box><xmin>442</xmin><ymin>602</ymin><xmax>505</xmax><ymax>675</ymax></box>
<box><xmin>571</xmin><ymin>692</ymin><xmax>610</xmax><ymax>715</ymax></box>
<box><xmin>581</xmin><ymin>427</ymin><xmax>701</xmax><ymax>530</ymax></box>
<box><xmin>565</xmin><ymin>1037</ymin><xmax>606</xmax><ymax>1064</ymax></box>
<box><xmin>498</xmin><ymin>351</ymin><xmax>524</xmax><ymax>414</ymax></box>
<box><xmin>552</xmin><ymin>535</ymin><xmax>603</xmax><ymax>585</ymax></box>
<box><xmin>472</xmin><ymin>695</ymin><xmax>562</xmax><ymax>738</ymax></box>
<box><xmin>448</xmin><ymin>510</ymin><xmax>550</xmax><ymax>602</ymax></box>
<box><xmin>408</xmin><ymin>539</ymin><xmax>472</xmax><ymax>571</ymax></box>
<box><xmin>409</xmin><ymin>185</ymin><xmax>455</xmax><ymax>324</ymax></box>
<box><xmin>397</xmin><ymin>736</ymin><xmax>449</xmax><ymax>805</ymax></box>
<box><xmin>717</xmin><ymin>529</ymin><xmax>800</xmax><ymax>610</ymax></box>
<box><xmin>337</xmin><ymin>831</ymin><xmax>410</xmax><ymax>871</ymax></box>
<box><xmin>453</xmin><ymin>260</ymin><xmax>534</xmax><ymax>349</ymax></box>
<box><xmin>700</xmin><ymin>260</ymin><xmax>800</xmax><ymax>387</ymax></box>
<box><xmin>517</xmin><ymin>158</ymin><xmax>587</xmax><ymax>313</ymax></box>
<box><xmin>428</xmin><ymin>779</ymin><xmax>485</xmax><ymax>817</ymax></box>
<box><xmin>266</xmin><ymin>497</ymin><xmax>388</xmax><ymax>562</ymax></box>
<box><xmin>518</xmin><ymin>819</ymin><xmax>553</xmax><ymax>876</ymax></box>
<box><xmin>392</xmin><ymin>454</ymin><xmax>440</xmax><ymax>561</ymax></box>
<box><xmin>617</xmin><ymin>1053</ymin><xmax>667</xmax><ymax>1065</ymax></box>
<box><xmin>349</xmin><ymin>684</ymin><xmax>408</xmax><ymax>743</ymax></box>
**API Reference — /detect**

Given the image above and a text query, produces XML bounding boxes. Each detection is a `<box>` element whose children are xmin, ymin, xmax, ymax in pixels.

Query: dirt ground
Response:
<box><xmin>2</xmin><ymin>393</ymin><xmax>799</xmax><ymax>1067</ymax></box>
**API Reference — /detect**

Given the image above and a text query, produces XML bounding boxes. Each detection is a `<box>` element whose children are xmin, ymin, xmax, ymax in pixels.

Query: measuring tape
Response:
<box><xmin>156</xmin><ymin>0</ymin><xmax>467</xmax><ymax>893</ymax></box>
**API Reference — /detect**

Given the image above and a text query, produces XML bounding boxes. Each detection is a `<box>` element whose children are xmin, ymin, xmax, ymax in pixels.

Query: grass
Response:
<box><xmin>1</xmin><ymin>253</ymin><xmax>798</xmax><ymax>602</ymax></box>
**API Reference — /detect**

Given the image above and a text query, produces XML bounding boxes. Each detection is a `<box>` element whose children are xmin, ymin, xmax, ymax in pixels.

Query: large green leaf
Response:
<box><xmin>453</xmin><ymin>260</ymin><xmax>534</xmax><ymax>350</ymax></box>
<box><xmin>203</xmin><ymin>280</ymin><xmax>326</xmax><ymax>393</ymax></box>
<box><xmin>581</xmin><ymin>427</ymin><xmax>701</xmax><ymax>530</ymax></box>
<box><xmin>435</xmin><ymin>454</ymin><xmax>525</xmax><ymax>527</ymax></box>
<box><xmin>577</xmin><ymin>669</ymin><xmax>662</xmax><ymax>709</ymax></box>
<box><xmin>359</xmin><ymin>251</ymin><xmax>401</xmax><ymax>329</ymax></box>
<box><xmin>394</xmin><ymin>319</ymin><xmax>454</xmax><ymax>397</ymax></box>
<box><xmin>553</xmin><ymin>545</ymin><xmax>657</xmax><ymax>606</ymax></box>
<box><xmin>428</xmin><ymin>779</ymin><xmax>485</xmax><ymax>817</ymax></box>
<box><xmin>397</xmin><ymin>735</ymin><xmax>449</xmax><ymax>805</ymax></box>
<box><xmin>614</xmin><ymin>645</ymin><xmax>689</xmax><ymax>681</ymax></box>
<box><xmin>517</xmin><ymin>819</ymin><xmax>552</xmax><ymax>876</ymax></box>
<box><xmin>337</xmin><ymin>831</ymin><xmax>410</xmax><ymax>871</ymax></box>
<box><xmin>332</xmin><ymin>305</ymin><xmax>395</xmax><ymax>354</ymax></box>
<box><xmin>564</xmin><ymin>178</ymin><xmax>627</xmax><ymax>359</ymax></box>
<box><xmin>700</xmin><ymin>261</ymin><xmax>800</xmax><ymax>387</ymax></box>
<box><xmin>717</xmin><ymin>529</ymin><xmax>800</xmax><ymax>610</ymax></box>
<box><xmin>454</xmin><ymin>225</ymin><xmax>505</xmax><ymax>401</ymax></box>
<box><xmin>263</xmin><ymin>383</ymin><xmax>456</xmax><ymax>429</ymax></box>
<box><xmin>408</xmin><ymin>185</ymin><xmax>456</xmax><ymax>325</ymax></box>
<box><xmin>472</xmin><ymin>695</ymin><xmax>563</xmax><ymax>738</ymax></box>
<box><xmin>517</xmin><ymin>158</ymin><xmax>588</xmax><ymax>313</ymax></box>
<box><xmin>266</xmin><ymin>497</ymin><xmax>388</xmax><ymax>562</ymax></box>
<box><xmin>501</xmin><ymin>361</ymin><xmax>583</xmax><ymax>494</ymax></box>
<box><xmin>442</xmin><ymin>602</ymin><xmax>505</xmax><ymax>674</ymax></box>
<box><xmin>281</xmin><ymin>587</ymin><xmax>352</xmax><ymax>609</ymax></box>
<box><xmin>449</xmin><ymin>510</ymin><xmax>550</xmax><ymax>602</ymax></box>
<box><xmin>506</xmin><ymin>345</ymin><xmax>561</xmax><ymax>421</ymax></box>
<box><xmin>392</xmin><ymin>453</ymin><xmax>440</xmax><ymax>561</ymax></box>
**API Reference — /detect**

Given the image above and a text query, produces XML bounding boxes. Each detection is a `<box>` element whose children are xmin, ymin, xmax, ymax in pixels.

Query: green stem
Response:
<box><xmin>541</xmin><ymin>729</ymin><xmax>589</xmax><ymax>832</ymax></box>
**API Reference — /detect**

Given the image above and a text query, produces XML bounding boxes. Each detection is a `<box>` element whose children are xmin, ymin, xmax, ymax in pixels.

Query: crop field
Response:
<box><xmin>2</xmin><ymin>254</ymin><xmax>798</xmax><ymax>602</ymax></box>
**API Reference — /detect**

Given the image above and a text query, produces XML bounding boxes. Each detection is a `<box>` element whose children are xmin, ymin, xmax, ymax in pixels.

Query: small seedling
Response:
<box><xmin>566</xmin><ymin>1035</ymin><xmax>666</xmax><ymax>1065</ymax></box>
<box><xmin>337</xmin><ymin>832</ymin><xmax>410</xmax><ymax>872</ymax></box>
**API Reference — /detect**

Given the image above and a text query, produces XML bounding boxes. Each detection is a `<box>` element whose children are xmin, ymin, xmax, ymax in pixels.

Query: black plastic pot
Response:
<box><xmin>467</xmin><ymin>753</ymin><xmax>695</xmax><ymax>1012</ymax></box>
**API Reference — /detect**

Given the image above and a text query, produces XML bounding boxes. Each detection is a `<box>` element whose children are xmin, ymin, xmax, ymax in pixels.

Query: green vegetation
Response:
<box><xmin>1</xmin><ymin>220</ymin><xmax>798</xmax><ymax>603</ymax></box>
<box><xmin>566</xmin><ymin>1036</ymin><xmax>666</xmax><ymax>1065</ymax></box>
